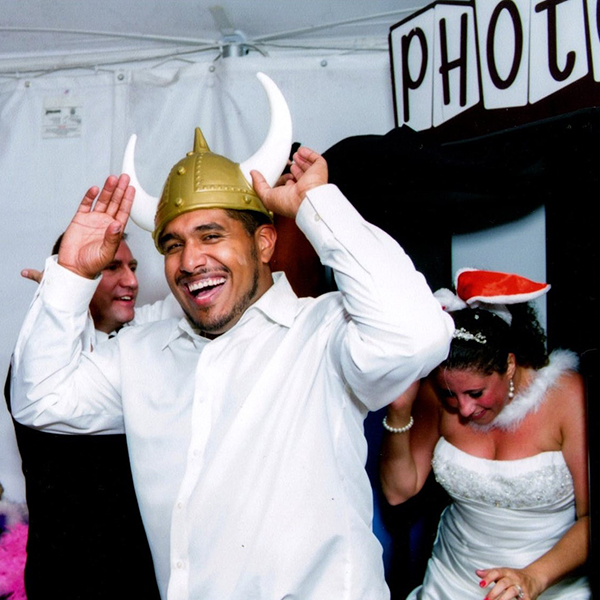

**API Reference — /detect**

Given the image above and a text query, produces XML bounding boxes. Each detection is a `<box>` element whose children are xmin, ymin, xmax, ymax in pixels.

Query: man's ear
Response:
<box><xmin>255</xmin><ymin>224</ymin><xmax>277</xmax><ymax>265</ymax></box>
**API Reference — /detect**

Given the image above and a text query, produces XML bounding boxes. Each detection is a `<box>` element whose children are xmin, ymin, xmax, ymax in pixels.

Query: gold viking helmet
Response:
<box><xmin>154</xmin><ymin>127</ymin><xmax>272</xmax><ymax>247</ymax></box>
<box><xmin>122</xmin><ymin>72</ymin><xmax>293</xmax><ymax>252</ymax></box>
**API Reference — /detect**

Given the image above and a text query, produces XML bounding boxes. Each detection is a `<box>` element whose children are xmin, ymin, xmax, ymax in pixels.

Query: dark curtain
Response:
<box><xmin>322</xmin><ymin>107</ymin><xmax>599</xmax><ymax>598</ymax></box>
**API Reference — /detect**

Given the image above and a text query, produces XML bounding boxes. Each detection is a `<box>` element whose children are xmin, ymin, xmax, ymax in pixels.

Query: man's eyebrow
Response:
<box><xmin>194</xmin><ymin>222</ymin><xmax>227</xmax><ymax>233</ymax></box>
<box><xmin>159</xmin><ymin>222</ymin><xmax>227</xmax><ymax>246</ymax></box>
<box><xmin>104</xmin><ymin>260</ymin><xmax>122</xmax><ymax>269</ymax></box>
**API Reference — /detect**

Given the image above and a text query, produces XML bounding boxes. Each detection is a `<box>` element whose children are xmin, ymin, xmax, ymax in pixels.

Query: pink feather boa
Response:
<box><xmin>0</xmin><ymin>521</ymin><xmax>28</xmax><ymax>600</ymax></box>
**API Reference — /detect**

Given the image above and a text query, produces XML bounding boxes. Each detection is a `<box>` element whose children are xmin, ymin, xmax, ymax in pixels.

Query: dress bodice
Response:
<box><xmin>432</xmin><ymin>437</ymin><xmax>574</xmax><ymax>510</ymax></box>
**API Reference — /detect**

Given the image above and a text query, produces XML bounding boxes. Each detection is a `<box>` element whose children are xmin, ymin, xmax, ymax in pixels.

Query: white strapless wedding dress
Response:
<box><xmin>406</xmin><ymin>352</ymin><xmax>590</xmax><ymax>599</ymax></box>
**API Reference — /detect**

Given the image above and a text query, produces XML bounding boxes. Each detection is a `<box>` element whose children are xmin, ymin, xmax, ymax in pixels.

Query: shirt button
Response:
<box><xmin>314</xmin><ymin>213</ymin><xmax>321</xmax><ymax>222</ymax></box>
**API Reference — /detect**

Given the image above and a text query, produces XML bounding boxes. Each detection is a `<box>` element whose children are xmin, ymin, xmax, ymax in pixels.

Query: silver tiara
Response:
<box><xmin>453</xmin><ymin>328</ymin><xmax>487</xmax><ymax>344</ymax></box>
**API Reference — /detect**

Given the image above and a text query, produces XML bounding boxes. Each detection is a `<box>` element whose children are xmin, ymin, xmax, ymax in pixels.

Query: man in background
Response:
<box><xmin>5</xmin><ymin>234</ymin><xmax>163</xmax><ymax>600</ymax></box>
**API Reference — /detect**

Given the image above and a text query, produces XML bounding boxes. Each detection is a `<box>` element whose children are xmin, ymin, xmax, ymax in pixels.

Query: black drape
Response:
<box><xmin>323</xmin><ymin>107</ymin><xmax>599</xmax><ymax>598</ymax></box>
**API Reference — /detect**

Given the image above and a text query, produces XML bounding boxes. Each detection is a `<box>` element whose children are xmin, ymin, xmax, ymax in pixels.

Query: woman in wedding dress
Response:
<box><xmin>380</xmin><ymin>269</ymin><xmax>590</xmax><ymax>600</ymax></box>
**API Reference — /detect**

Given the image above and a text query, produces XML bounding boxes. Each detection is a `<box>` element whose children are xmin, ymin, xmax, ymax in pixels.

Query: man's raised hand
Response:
<box><xmin>58</xmin><ymin>174</ymin><xmax>135</xmax><ymax>279</ymax></box>
<box><xmin>251</xmin><ymin>147</ymin><xmax>328</xmax><ymax>219</ymax></box>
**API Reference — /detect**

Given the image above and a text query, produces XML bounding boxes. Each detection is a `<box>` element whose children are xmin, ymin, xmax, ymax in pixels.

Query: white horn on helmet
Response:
<box><xmin>121</xmin><ymin>134</ymin><xmax>159</xmax><ymax>232</ymax></box>
<box><xmin>239</xmin><ymin>72</ymin><xmax>293</xmax><ymax>187</ymax></box>
<box><xmin>122</xmin><ymin>71</ymin><xmax>292</xmax><ymax>233</ymax></box>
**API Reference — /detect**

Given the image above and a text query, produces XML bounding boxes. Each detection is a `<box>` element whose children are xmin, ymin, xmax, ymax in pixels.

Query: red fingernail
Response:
<box><xmin>479</xmin><ymin>580</ymin><xmax>486</xmax><ymax>587</ymax></box>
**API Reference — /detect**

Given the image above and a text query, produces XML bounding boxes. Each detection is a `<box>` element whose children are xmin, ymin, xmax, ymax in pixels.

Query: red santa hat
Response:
<box><xmin>455</xmin><ymin>268</ymin><xmax>551</xmax><ymax>305</ymax></box>
<box><xmin>434</xmin><ymin>268</ymin><xmax>550</xmax><ymax>325</ymax></box>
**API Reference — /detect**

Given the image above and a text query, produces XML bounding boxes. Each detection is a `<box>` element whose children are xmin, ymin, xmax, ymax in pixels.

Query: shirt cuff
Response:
<box><xmin>296</xmin><ymin>183</ymin><xmax>366</xmax><ymax>251</ymax></box>
<box><xmin>41</xmin><ymin>256</ymin><xmax>100</xmax><ymax>314</ymax></box>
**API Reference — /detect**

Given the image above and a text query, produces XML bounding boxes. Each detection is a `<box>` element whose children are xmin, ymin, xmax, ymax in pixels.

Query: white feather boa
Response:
<box><xmin>471</xmin><ymin>349</ymin><xmax>579</xmax><ymax>432</ymax></box>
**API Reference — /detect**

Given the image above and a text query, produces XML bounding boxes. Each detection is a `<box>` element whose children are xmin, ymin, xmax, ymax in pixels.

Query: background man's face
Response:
<box><xmin>90</xmin><ymin>241</ymin><xmax>139</xmax><ymax>333</ymax></box>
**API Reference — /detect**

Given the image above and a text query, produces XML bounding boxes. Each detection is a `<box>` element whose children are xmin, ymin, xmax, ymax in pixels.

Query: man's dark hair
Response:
<box><xmin>224</xmin><ymin>209</ymin><xmax>272</xmax><ymax>236</ymax></box>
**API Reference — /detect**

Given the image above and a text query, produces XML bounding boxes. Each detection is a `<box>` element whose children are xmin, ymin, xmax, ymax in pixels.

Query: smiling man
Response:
<box><xmin>6</xmin><ymin>233</ymin><xmax>163</xmax><ymax>600</ymax></box>
<box><xmin>160</xmin><ymin>208</ymin><xmax>275</xmax><ymax>336</ymax></box>
<box><xmin>88</xmin><ymin>238</ymin><xmax>138</xmax><ymax>335</ymax></box>
<box><xmin>10</xmin><ymin>76</ymin><xmax>453</xmax><ymax>600</ymax></box>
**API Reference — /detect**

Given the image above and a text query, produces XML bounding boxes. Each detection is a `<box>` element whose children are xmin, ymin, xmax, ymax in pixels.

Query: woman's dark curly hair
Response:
<box><xmin>442</xmin><ymin>303</ymin><xmax>549</xmax><ymax>375</ymax></box>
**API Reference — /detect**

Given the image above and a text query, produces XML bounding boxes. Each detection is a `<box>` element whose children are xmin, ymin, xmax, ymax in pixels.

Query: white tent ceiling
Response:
<box><xmin>0</xmin><ymin>0</ymin><xmax>427</xmax><ymax>73</ymax></box>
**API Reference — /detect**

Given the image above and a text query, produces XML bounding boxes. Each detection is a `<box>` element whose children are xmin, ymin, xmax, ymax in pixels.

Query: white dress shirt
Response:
<box><xmin>11</xmin><ymin>184</ymin><xmax>453</xmax><ymax>600</ymax></box>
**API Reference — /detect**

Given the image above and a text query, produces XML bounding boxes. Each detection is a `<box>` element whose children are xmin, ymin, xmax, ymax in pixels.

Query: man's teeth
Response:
<box><xmin>188</xmin><ymin>277</ymin><xmax>226</xmax><ymax>293</ymax></box>
<box><xmin>118</xmin><ymin>296</ymin><xmax>133</xmax><ymax>301</ymax></box>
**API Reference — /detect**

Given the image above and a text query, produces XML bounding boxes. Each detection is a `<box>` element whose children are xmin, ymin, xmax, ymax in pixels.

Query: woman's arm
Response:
<box><xmin>477</xmin><ymin>371</ymin><xmax>589</xmax><ymax>600</ymax></box>
<box><xmin>380</xmin><ymin>378</ymin><xmax>442</xmax><ymax>505</ymax></box>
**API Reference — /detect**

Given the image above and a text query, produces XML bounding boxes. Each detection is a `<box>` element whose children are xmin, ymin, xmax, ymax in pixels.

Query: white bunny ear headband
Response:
<box><xmin>434</xmin><ymin>268</ymin><xmax>551</xmax><ymax>326</ymax></box>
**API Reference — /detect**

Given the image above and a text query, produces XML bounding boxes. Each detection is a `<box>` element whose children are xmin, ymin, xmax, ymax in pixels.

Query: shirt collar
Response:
<box><xmin>245</xmin><ymin>271</ymin><xmax>300</xmax><ymax>328</ymax></box>
<box><xmin>95</xmin><ymin>329</ymin><xmax>115</xmax><ymax>343</ymax></box>
<box><xmin>163</xmin><ymin>271</ymin><xmax>300</xmax><ymax>349</ymax></box>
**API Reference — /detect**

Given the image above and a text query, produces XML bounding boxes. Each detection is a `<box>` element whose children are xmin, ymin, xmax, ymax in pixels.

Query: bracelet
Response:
<box><xmin>382</xmin><ymin>414</ymin><xmax>414</xmax><ymax>434</ymax></box>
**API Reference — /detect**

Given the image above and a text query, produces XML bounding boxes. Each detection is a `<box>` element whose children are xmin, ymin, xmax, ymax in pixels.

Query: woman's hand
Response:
<box><xmin>477</xmin><ymin>567</ymin><xmax>543</xmax><ymax>600</ymax></box>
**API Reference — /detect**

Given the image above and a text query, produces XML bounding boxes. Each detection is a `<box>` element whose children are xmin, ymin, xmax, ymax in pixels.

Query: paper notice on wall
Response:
<box><xmin>42</xmin><ymin>97</ymin><xmax>83</xmax><ymax>138</ymax></box>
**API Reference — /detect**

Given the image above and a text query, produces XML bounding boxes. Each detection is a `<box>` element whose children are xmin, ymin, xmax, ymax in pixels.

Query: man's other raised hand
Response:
<box><xmin>58</xmin><ymin>174</ymin><xmax>135</xmax><ymax>279</ymax></box>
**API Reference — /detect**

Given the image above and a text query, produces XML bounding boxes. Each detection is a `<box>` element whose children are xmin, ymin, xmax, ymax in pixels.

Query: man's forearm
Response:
<box><xmin>296</xmin><ymin>184</ymin><xmax>453</xmax><ymax>409</ymax></box>
<box><xmin>10</xmin><ymin>257</ymin><xmax>122</xmax><ymax>433</ymax></box>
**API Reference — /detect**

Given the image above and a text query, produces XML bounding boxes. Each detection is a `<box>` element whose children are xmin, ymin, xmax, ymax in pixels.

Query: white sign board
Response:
<box><xmin>390</xmin><ymin>0</ymin><xmax>597</xmax><ymax>130</ymax></box>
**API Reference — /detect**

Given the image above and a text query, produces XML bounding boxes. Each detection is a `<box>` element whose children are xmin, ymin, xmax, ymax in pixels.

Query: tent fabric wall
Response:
<box><xmin>0</xmin><ymin>51</ymin><xmax>396</xmax><ymax>502</ymax></box>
